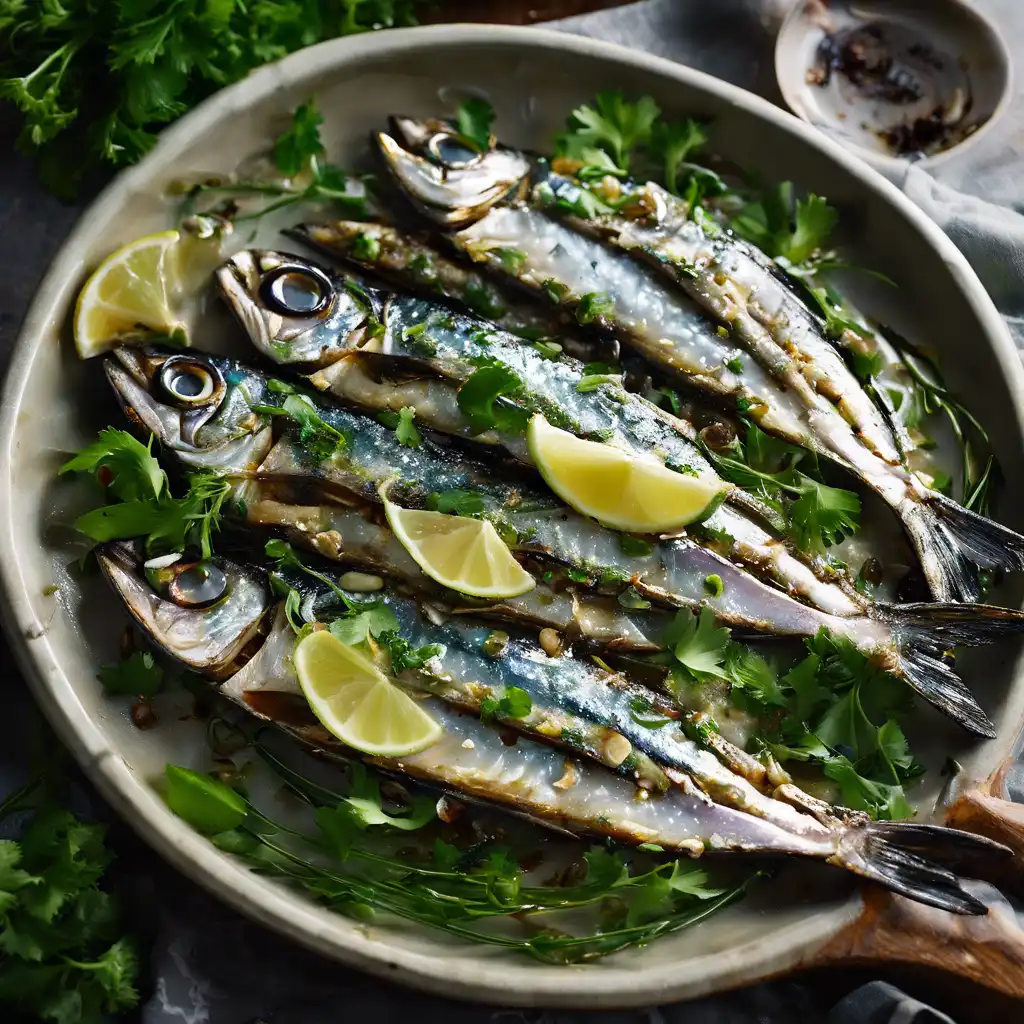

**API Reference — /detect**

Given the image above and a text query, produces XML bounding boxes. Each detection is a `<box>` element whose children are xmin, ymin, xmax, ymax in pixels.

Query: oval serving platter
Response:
<box><xmin>3</xmin><ymin>25</ymin><xmax>1024</xmax><ymax>1009</ymax></box>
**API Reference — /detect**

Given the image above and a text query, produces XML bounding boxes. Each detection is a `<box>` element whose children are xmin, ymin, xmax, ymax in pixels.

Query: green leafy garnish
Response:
<box><xmin>558</xmin><ymin>91</ymin><xmax>660</xmax><ymax>172</ymax></box>
<box><xmin>164</xmin><ymin>765</ymin><xmax>246</xmax><ymax>835</ymax></box>
<box><xmin>350</xmin><ymin>232</ymin><xmax>382</xmax><ymax>262</ymax></box>
<box><xmin>0</xmin><ymin>784</ymin><xmax>140</xmax><ymax>1023</ymax></box>
<box><xmin>732</xmin><ymin>184</ymin><xmax>838</xmax><ymax>269</ymax></box>
<box><xmin>703</xmin><ymin>574</ymin><xmax>724</xmax><ymax>597</ymax></box>
<box><xmin>185</xmin><ymin>739</ymin><xmax>752</xmax><ymax>963</ymax></box>
<box><xmin>481</xmin><ymin>686</ymin><xmax>533</xmax><ymax>722</ymax></box>
<box><xmin>457</xmin><ymin>365</ymin><xmax>530</xmax><ymax>436</ymax></box>
<box><xmin>456</xmin><ymin>97</ymin><xmax>495</xmax><ymax>152</ymax></box>
<box><xmin>575</xmin><ymin>291</ymin><xmax>614</xmax><ymax>325</ymax></box>
<box><xmin>252</xmin><ymin>392</ymin><xmax>348</xmax><ymax>461</ymax></box>
<box><xmin>59</xmin><ymin>428</ymin><xmax>163</xmax><ymax>503</ymax></box>
<box><xmin>97</xmin><ymin>651</ymin><xmax>164</xmax><ymax>699</ymax></box>
<box><xmin>663</xmin><ymin>607</ymin><xmax>731</xmax><ymax>677</ymax></box>
<box><xmin>379</xmin><ymin>406</ymin><xmax>422</xmax><ymax>448</ymax></box>
<box><xmin>379</xmin><ymin>631</ymin><xmax>443</xmax><ymax>674</ymax></box>
<box><xmin>649</xmin><ymin>119</ymin><xmax>708</xmax><ymax>195</ymax></box>
<box><xmin>426</xmin><ymin>490</ymin><xmax>487</xmax><ymax>517</ymax></box>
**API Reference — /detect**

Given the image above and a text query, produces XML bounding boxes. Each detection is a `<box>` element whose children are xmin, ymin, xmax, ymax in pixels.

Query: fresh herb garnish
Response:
<box><xmin>649</xmin><ymin>119</ymin><xmax>708</xmax><ymax>195</ymax></box>
<box><xmin>0</xmin><ymin>6</ymin><xmax>427</xmax><ymax>197</ymax></box>
<box><xmin>456</xmin><ymin>97</ymin><xmax>495</xmax><ymax>152</ymax></box>
<box><xmin>703</xmin><ymin>574</ymin><xmax>724</xmax><ymax>598</ymax></box>
<box><xmin>378</xmin><ymin>406</ymin><xmax>422</xmax><ymax>448</ymax></box>
<box><xmin>98</xmin><ymin>651</ymin><xmax>164</xmax><ymax>699</ymax></box>
<box><xmin>252</xmin><ymin>392</ymin><xmax>348</xmax><ymax>461</ymax></box>
<box><xmin>457</xmin><ymin>365</ymin><xmax>530</xmax><ymax>436</ymax></box>
<box><xmin>0</xmin><ymin>779</ymin><xmax>140</xmax><ymax>1022</ymax></box>
<box><xmin>480</xmin><ymin>686</ymin><xmax>533</xmax><ymax>722</ymax></box>
<box><xmin>379</xmin><ymin>631</ymin><xmax>443</xmax><ymax>674</ymax></box>
<box><xmin>165</xmin><ymin>740</ymin><xmax>750</xmax><ymax>964</ymax></box>
<box><xmin>575</xmin><ymin>291</ymin><xmax>614</xmax><ymax>325</ymax></box>
<box><xmin>64</xmin><ymin>435</ymin><xmax>231</xmax><ymax>559</ymax></box>
<box><xmin>557</xmin><ymin>92</ymin><xmax>660</xmax><ymax>173</ymax></box>
<box><xmin>426</xmin><ymin>490</ymin><xmax>487</xmax><ymax>517</ymax></box>
<box><xmin>732</xmin><ymin>184</ymin><xmax>838</xmax><ymax>269</ymax></box>
<box><xmin>663</xmin><ymin>607</ymin><xmax>731</xmax><ymax>677</ymax></box>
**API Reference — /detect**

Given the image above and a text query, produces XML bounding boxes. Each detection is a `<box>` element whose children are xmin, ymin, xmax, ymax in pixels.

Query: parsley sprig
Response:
<box><xmin>61</xmin><ymin>428</ymin><xmax>231</xmax><ymax>558</ymax></box>
<box><xmin>662</xmin><ymin>612</ymin><xmax>921</xmax><ymax>819</ymax></box>
<box><xmin>0</xmin><ymin>4</ymin><xmax>428</xmax><ymax>198</ymax></box>
<box><xmin>0</xmin><ymin>778</ymin><xmax>140</xmax><ymax>1022</ymax></box>
<box><xmin>699</xmin><ymin>421</ymin><xmax>860</xmax><ymax>555</ymax></box>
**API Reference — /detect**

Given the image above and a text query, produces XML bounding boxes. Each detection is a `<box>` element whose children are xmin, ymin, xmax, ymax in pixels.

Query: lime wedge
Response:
<box><xmin>384</xmin><ymin>501</ymin><xmax>535</xmax><ymax>599</ymax></box>
<box><xmin>294</xmin><ymin>629</ymin><xmax>442</xmax><ymax>757</ymax></box>
<box><xmin>528</xmin><ymin>414</ymin><xmax>728</xmax><ymax>532</ymax></box>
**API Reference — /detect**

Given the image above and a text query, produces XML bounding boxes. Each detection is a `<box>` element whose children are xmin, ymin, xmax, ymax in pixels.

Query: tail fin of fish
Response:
<box><xmin>839</xmin><ymin>821</ymin><xmax>1010</xmax><ymax>915</ymax></box>
<box><xmin>903</xmin><ymin>494</ymin><xmax>1024</xmax><ymax>604</ymax></box>
<box><xmin>886</xmin><ymin>600</ymin><xmax>1024</xmax><ymax>737</ymax></box>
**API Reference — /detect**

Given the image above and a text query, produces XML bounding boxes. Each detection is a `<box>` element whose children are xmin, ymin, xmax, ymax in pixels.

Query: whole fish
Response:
<box><xmin>376</xmin><ymin>116</ymin><xmax>1024</xmax><ymax>604</ymax></box>
<box><xmin>218</xmin><ymin>248</ymin><xmax>869</xmax><ymax>617</ymax></box>
<box><xmin>96</xmin><ymin>539</ymin><xmax>1010</xmax><ymax>915</ymax></box>
<box><xmin>103</xmin><ymin>344</ymin><xmax>1024</xmax><ymax>735</ymax></box>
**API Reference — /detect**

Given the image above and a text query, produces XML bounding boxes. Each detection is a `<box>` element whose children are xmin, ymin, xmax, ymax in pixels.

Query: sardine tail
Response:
<box><xmin>836</xmin><ymin>822</ymin><xmax>1009</xmax><ymax>915</ymax></box>
<box><xmin>904</xmin><ymin>495</ymin><xmax>1024</xmax><ymax>603</ymax></box>
<box><xmin>885</xmin><ymin>600</ymin><xmax>1024</xmax><ymax>737</ymax></box>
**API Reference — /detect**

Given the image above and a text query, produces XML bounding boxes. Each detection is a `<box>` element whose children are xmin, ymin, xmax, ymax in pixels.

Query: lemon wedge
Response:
<box><xmin>528</xmin><ymin>414</ymin><xmax>728</xmax><ymax>532</ymax></box>
<box><xmin>294</xmin><ymin>629</ymin><xmax>442</xmax><ymax>756</ymax></box>
<box><xmin>73</xmin><ymin>229</ymin><xmax>195</xmax><ymax>359</ymax></box>
<box><xmin>384</xmin><ymin>500</ymin><xmax>535</xmax><ymax>599</ymax></box>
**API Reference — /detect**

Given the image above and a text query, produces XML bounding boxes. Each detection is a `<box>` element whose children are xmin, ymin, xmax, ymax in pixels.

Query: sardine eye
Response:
<box><xmin>158</xmin><ymin>357</ymin><xmax>223</xmax><ymax>408</ymax></box>
<box><xmin>168</xmin><ymin>562</ymin><xmax>229</xmax><ymax>608</ymax></box>
<box><xmin>260</xmin><ymin>265</ymin><xmax>333</xmax><ymax>317</ymax></box>
<box><xmin>426</xmin><ymin>131</ymin><xmax>484</xmax><ymax>170</ymax></box>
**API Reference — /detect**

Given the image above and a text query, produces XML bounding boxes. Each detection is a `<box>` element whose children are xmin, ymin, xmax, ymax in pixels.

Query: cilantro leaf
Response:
<box><xmin>456</xmin><ymin>365</ymin><xmax>529</xmax><ymax>436</ymax></box>
<box><xmin>97</xmin><ymin>651</ymin><xmax>164</xmax><ymax>699</ymax></box>
<box><xmin>319</xmin><ymin>762</ymin><xmax>435</xmax><ymax>834</ymax></box>
<box><xmin>380</xmin><ymin>406</ymin><xmax>422</xmax><ymax>448</ymax></box>
<box><xmin>481</xmin><ymin>686</ymin><xmax>533</xmax><ymax>722</ymax></box>
<box><xmin>722</xmin><ymin>645</ymin><xmax>785</xmax><ymax>711</ymax></box>
<box><xmin>788</xmin><ymin>478</ymin><xmax>860</xmax><ymax>553</ymax></box>
<box><xmin>456</xmin><ymin>97</ymin><xmax>494</xmax><ymax>152</ymax></box>
<box><xmin>663</xmin><ymin>606</ymin><xmax>730</xmax><ymax>676</ymax></box>
<box><xmin>649</xmin><ymin>119</ymin><xmax>708</xmax><ymax>194</ymax></box>
<box><xmin>779</xmin><ymin>194</ymin><xmax>838</xmax><ymax>264</ymax></box>
<box><xmin>60</xmin><ymin>428</ymin><xmax>164</xmax><ymax>502</ymax></box>
<box><xmin>328</xmin><ymin>606</ymin><xmax>400</xmax><ymax>647</ymax></box>
<box><xmin>426</xmin><ymin>489</ymin><xmax>487</xmax><ymax>517</ymax></box>
<box><xmin>823</xmin><ymin>755</ymin><xmax>912</xmax><ymax>820</ymax></box>
<box><xmin>559</xmin><ymin>91</ymin><xmax>660</xmax><ymax>171</ymax></box>
<box><xmin>273</xmin><ymin>99</ymin><xmax>325</xmax><ymax>175</ymax></box>
<box><xmin>575</xmin><ymin>291</ymin><xmax>614</xmax><ymax>325</ymax></box>
<box><xmin>252</xmin><ymin>393</ymin><xmax>347</xmax><ymax>461</ymax></box>
<box><xmin>378</xmin><ymin>630</ymin><xmax>443</xmax><ymax>673</ymax></box>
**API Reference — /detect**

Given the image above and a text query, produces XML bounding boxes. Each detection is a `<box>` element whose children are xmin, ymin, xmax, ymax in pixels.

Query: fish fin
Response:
<box><xmin>903</xmin><ymin>494</ymin><xmax>1024</xmax><ymax>603</ymax></box>
<box><xmin>836</xmin><ymin>822</ymin><xmax>1008</xmax><ymax>915</ymax></box>
<box><xmin>885</xmin><ymin>599</ymin><xmax>1024</xmax><ymax>736</ymax></box>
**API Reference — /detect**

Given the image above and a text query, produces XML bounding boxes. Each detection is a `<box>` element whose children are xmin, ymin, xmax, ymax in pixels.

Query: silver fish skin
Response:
<box><xmin>103</xmin><ymin>345</ymin><xmax>1024</xmax><ymax>736</ymax></box>
<box><xmin>98</xmin><ymin>542</ymin><xmax>1007</xmax><ymax>915</ymax></box>
<box><xmin>289</xmin><ymin>220</ymin><xmax>597</xmax><ymax>354</ymax></box>
<box><xmin>217</xmin><ymin>249</ymin><xmax>870</xmax><ymax>618</ymax></box>
<box><xmin>377</xmin><ymin>119</ymin><xmax>1024</xmax><ymax>605</ymax></box>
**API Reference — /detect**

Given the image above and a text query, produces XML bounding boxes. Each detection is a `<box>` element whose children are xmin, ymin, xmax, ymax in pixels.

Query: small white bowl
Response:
<box><xmin>776</xmin><ymin>0</ymin><xmax>1013</xmax><ymax>173</ymax></box>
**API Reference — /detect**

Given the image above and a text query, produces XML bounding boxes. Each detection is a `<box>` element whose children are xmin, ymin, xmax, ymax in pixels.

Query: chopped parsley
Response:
<box><xmin>457</xmin><ymin>364</ymin><xmax>530</xmax><ymax>436</ymax></box>
<box><xmin>703</xmin><ymin>574</ymin><xmax>724</xmax><ymax>598</ymax></box>
<box><xmin>480</xmin><ymin>686</ymin><xmax>532</xmax><ymax>722</ymax></box>
<box><xmin>456</xmin><ymin>97</ymin><xmax>495</xmax><ymax>152</ymax></box>
<box><xmin>575</xmin><ymin>291</ymin><xmax>614</xmax><ymax>325</ymax></box>
<box><xmin>378</xmin><ymin>406</ymin><xmax>422</xmax><ymax>448</ymax></box>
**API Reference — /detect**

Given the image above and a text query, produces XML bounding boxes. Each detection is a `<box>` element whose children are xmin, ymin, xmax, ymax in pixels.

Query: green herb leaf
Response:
<box><xmin>274</xmin><ymin>99</ymin><xmax>325</xmax><ymax>176</ymax></box>
<box><xmin>379</xmin><ymin>631</ymin><xmax>443</xmax><ymax>673</ymax></box>
<box><xmin>328</xmin><ymin>605</ymin><xmax>400</xmax><ymax>647</ymax></box>
<box><xmin>426</xmin><ymin>489</ymin><xmax>487</xmax><ymax>517</ymax></box>
<box><xmin>618</xmin><ymin>534</ymin><xmax>653</xmax><ymax>558</ymax></box>
<box><xmin>649</xmin><ymin>119</ymin><xmax>708</xmax><ymax>194</ymax></box>
<box><xmin>703</xmin><ymin>574</ymin><xmax>724</xmax><ymax>597</ymax></box>
<box><xmin>559</xmin><ymin>91</ymin><xmax>660</xmax><ymax>171</ymax></box>
<box><xmin>97</xmin><ymin>651</ymin><xmax>164</xmax><ymax>699</ymax></box>
<box><xmin>60</xmin><ymin>428</ymin><xmax>164</xmax><ymax>502</ymax></box>
<box><xmin>779</xmin><ymin>194</ymin><xmax>838</xmax><ymax>265</ymax></box>
<box><xmin>456</xmin><ymin>97</ymin><xmax>495</xmax><ymax>152</ymax></box>
<box><xmin>789</xmin><ymin>477</ymin><xmax>861</xmax><ymax>552</ymax></box>
<box><xmin>164</xmin><ymin>765</ymin><xmax>246</xmax><ymax>835</ymax></box>
<box><xmin>575</xmin><ymin>291</ymin><xmax>614</xmax><ymax>325</ymax></box>
<box><xmin>457</xmin><ymin>365</ymin><xmax>529</xmax><ymax>436</ymax></box>
<box><xmin>393</xmin><ymin>406</ymin><xmax>422</xmax><ymax>448</ymax></box>
<box><xmin>663</xmin><ymin>607</ymin><xmax>730</xmax><ymax>676</ymax></box>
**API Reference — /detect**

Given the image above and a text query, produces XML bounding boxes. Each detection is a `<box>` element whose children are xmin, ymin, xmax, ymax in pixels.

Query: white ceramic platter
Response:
<box><xmin>3</xmin><ymin>25</ymin><xmax>1024</xmax><ymax>1009</ymax></box>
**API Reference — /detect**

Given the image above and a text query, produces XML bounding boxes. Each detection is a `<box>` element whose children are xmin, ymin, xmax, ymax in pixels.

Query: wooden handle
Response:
<box><xmin>811</xmin><ymin>887</ymin><xmax>1024</xmax><ymax>1000</ymax></box>
<box><xmin>943</xmin><ymin>761</ymin><xmax>1024</xmax><ymax>896</ymax></box>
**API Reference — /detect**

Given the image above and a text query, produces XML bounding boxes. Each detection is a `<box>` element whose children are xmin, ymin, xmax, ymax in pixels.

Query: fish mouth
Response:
<box><xmin>376</xmin><ymin>118</ymin><xmax>529</xmax><ymax>227</ymax></box>
<box><xmin>96</xmin><ymin>540</ymin><xmax>272</xmax><ymax>680</ymax></box>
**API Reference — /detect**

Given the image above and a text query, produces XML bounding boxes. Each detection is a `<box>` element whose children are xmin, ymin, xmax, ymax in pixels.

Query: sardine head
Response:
<box><xmin>104</xmin><ymin>346</ymin><xmax>273</xmax><ymax>473</ymax></box>
<box><xmin>377</xmin><ymin>115</ymin><xmax>530</xmax><ymax>227</ymax></box>
<box><xmin>97</xmin><ymin>540</ymin><xmax>271</xmax><ymax>680</ymax></box>
<box><xmin>216</xmin><ymin>249</ymin><xmax>379</xmax><ymax>369</ymax></box>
